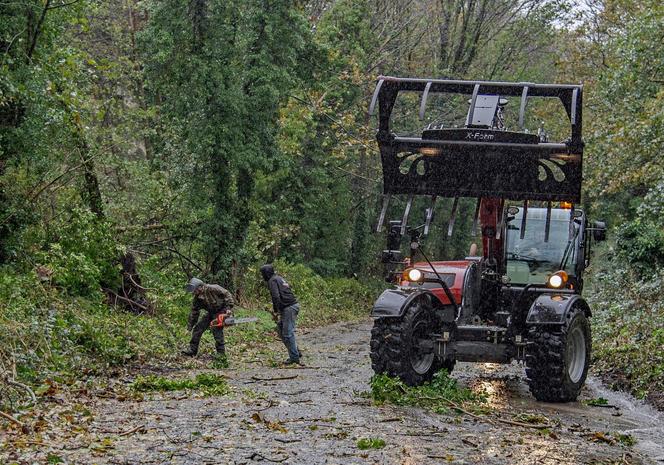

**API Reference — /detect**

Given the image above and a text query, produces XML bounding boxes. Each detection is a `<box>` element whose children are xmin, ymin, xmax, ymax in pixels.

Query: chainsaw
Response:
<box><xmin>209</xmin><ymin>314</ymin><xmax>258</xmax><ymax>328</ymax></box>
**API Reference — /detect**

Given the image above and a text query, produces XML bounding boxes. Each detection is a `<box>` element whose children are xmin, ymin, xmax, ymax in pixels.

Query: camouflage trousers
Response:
<box><xmin>189</xmin><ymin>311</ymin><xmax>226</xmax><ymax>355</ymax></box>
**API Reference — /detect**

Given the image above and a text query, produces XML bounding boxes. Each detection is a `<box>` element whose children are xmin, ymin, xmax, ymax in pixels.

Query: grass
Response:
<box><xmin>370</xmin><ymin>371</ymin><xmax>485</xmax><ymax>414</ymax></box>
<box><xmin>357</xmin><ymin>437</ymin><xmax>386</xmax><ymax>450</ymax></box>
<box><xmin>131</xmin><ymin>373</ymin><xmax>230</xmax><ymax>396</ymax></box>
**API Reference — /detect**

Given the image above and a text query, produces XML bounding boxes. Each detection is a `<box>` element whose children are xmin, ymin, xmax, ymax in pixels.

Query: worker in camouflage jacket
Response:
<box><xmin>260</xmin><ymin>264</ymin><xmax>301</xmax><ymax>365</ymax></box>
<box><xmin>181</xmin><ymin>278</ymin><xmax>234</xmax><ymax>357</ymax></box>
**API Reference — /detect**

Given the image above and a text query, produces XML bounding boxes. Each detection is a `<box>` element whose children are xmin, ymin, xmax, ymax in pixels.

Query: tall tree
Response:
<box><xmin>140</xmin><ymin>0</ymin><xmax>313</xmax><ymax>285</ymax></box>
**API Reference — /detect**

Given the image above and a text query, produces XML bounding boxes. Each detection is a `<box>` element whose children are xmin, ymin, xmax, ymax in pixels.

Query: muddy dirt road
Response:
<box><xmin>8</xmin><ymin>320</ymin><xmax>664</xmax><ymax>464</ymax></box>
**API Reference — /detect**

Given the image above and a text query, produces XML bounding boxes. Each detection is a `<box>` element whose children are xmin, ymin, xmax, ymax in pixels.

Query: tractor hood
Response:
<box><xmin>403</xmin><ymin>260</ymin><xmax>476</xmax><ymax>306</ymax></box>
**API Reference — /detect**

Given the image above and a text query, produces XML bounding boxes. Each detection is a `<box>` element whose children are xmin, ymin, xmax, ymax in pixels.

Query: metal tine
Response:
<box><xmin>544</xmin><ymin>201</ymin><xmax>552</xmax><ymax>242</ymax></box>
<box><xmin>368</xmin><ymin>79</ymin><xmax>384</xmax><ymax>116</ymax></box>
<box><xmin>400</xmin><ymin>194</ymin><xmax>414</xmax><ymax>236</ymax></box>
<box><xmin>419</xmin><ymin>81</ymin><xmax>432</xmax><ymax>120</ymax></box>
<box><xmin>376</xmin><ymin>194</ymin><xmax>390</xmax><ymax>232</ymax></box>
<box><xmin>472</xmin><ymin>198</ymin><xmax>481</xmax><ymax>237</ymax></box>
<box><xmin>467</xmin><ymin>83</ymin><xmax>481</xmax><ymax>125</ymax></box>
<box><xmin>569</xmin><ymin>203</ymin><xmax>575</xmax><ymax>240</ymax></box>
<box><xmin>447</xmin><ymin>197</ymin><xmax>459</xmax><ymax>237</ymax></box>
<box><xmin>571</xmin><ymin>88</ymin><xmax>578</xmax><ymax>126</ymax></box>
<box><xmin>520</xmin><ymin>200</ymin><xmax>528</xmax><ymax>240</ymax></box>
<box><xmin>424</xmin><ymin>195</ymin><xmax>437</xmax><ymax>236</ymax></box>
<box><xmin>496</xmin><ymin>199</ymin><xmax>505</xmax><ymax>240</ymax></box>
<box><xmin>518</xmin><ymin>86</ymin><xmax>529</xmax><ymax>130</ymax></box>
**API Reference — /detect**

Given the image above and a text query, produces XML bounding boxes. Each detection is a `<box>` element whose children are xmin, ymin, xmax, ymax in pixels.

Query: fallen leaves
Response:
<box><xmin>251</xmin><ymin>412</ymin><xmax>288</xmax><ymax>433</ymax></box>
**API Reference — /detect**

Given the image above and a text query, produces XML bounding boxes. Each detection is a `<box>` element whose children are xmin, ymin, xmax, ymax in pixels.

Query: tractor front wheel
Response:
<box><xmin>525</xmin><ymin>307</ymin><xmax>591</xmax><ymax>402</ymax></box>
<box><xmin>370</xmin><ymin>299</ymin><xmax>454</xmax><ymax>386</ymax></box>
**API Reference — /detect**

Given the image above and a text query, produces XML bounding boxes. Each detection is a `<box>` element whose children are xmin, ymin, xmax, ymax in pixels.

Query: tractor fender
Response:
<box><xmin>526</xmin><ymin>293</ymin><xmax>592</xmax><ymax>325</ymax></box>
<box><xmin>371</xmin><ymin>287</ymin><xmax>455</xmax><ymax>321</ymax></box>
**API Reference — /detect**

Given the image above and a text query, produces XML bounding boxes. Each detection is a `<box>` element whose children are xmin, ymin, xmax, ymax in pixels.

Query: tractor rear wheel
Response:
<box><xmin>525</xmin><ymin>307</ymin><xmax>591</xmax><ymax>402</ymax></box>
<box><xmin>370</xmin><ymin>299</ymin><xmax>454</xmax><ymax>386</ymax></box>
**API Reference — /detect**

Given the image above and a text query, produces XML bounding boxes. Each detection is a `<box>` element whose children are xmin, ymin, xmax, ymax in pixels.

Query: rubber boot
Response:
<box><xmin>181</xmin><ymin>347</ymin><xmax>198</xmax><ymax>357</ymax></box>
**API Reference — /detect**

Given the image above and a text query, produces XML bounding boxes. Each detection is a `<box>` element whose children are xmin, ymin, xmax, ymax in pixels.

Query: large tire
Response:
<box><xmin>525</xmin><ymin>307</ymin><xmax>591</xmax><ymax>402</ymax></box>
<box><xmin>370</xmin><ymin>299</ymin><xmax>455</xmax><ymax>386</ymax></box>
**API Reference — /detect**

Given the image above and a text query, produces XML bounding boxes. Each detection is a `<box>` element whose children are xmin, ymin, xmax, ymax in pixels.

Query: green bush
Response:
<box><xmin>0</xmin><ymin>264</ymin><xmax>185</xmax><ymax>384</ymax></box>
<box><xmin>35</xmin><ymin>208</ymin><xmax>123</xmax><ymax>296</ymax></box>
<box><xmin>615</xmin><ymin>220</ymin><xmax>664</xmax><ymax>275</ymax></box>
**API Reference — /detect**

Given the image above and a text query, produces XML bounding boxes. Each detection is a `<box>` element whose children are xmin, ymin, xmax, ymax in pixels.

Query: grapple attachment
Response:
<box><xmin>369</xmin><ymin>77</ymin><xmax>584</xmax><ymax>205</ymax></box>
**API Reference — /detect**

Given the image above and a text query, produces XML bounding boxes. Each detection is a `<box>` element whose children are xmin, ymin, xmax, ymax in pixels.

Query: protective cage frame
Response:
<box><xmin>369</xmin><ymin>76</ymin><xmax>584</xmax><ymax>205</ymax></box>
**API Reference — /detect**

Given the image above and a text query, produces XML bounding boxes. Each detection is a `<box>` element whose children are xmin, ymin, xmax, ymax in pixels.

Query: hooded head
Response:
<box><xmin>185</xmin><ymin>277</ymin><xmax>205</xmax><ymax>293</ymax></box>
<box><xmin>260</xmin><ymin>264</ymin><xmax>275</xmax><ymax>281</ymax></box>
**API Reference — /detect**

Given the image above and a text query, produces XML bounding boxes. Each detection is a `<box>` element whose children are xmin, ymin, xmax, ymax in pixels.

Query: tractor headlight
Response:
<box><xmin>405</xmin><ymin>268</ymin><xmax>423</xmax><ymax>282</ymax></box>
<box><xmin>547</xmin><ymin>270</ymin><xmax>568</xmax><ymax>289</ymax></box>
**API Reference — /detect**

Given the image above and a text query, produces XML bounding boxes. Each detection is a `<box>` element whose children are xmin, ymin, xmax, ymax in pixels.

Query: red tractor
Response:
<box><xmin>368</xmin><ymin>77</ymin><xmax>606</xmax><ymax>402</ymax></box>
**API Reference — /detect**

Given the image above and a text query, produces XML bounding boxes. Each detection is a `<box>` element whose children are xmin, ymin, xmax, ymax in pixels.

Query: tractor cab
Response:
<box><xmin>505</xmin><ymin>206</ymin><xmax>584</xmax><ymax>288</ymax></box>
<box><xmin>368</xmin><ymin>76</ymin><xmax>606</xmax><ymax>402</ymax></box>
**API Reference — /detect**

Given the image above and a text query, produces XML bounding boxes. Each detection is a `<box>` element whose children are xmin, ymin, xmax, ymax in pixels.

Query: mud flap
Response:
<box><xmin>371</xmin><ymin>288</ymin><xmax>454</xmax><ymax>321</ymax></box>
<box><xmin>526</xmin><ymin>294</ymin><xmax>591</xmax><ymax>325</ymax></box>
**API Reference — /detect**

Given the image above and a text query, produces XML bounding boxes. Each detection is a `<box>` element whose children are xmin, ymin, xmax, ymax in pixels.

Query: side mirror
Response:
<box><xmin>592</xmin><ymin>220</ymin><xmax>607</xmax><ymax>241</ymax></box>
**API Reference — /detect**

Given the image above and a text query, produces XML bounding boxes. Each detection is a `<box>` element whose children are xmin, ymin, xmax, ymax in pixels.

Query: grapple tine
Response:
<box><xmin>544</xmin><ymin>201</ymin><xmax>552</xmax><ymax>242</ymax></box>
<box><xmin>496</xmin><ymin>199</ymin><xmax>505</xmax><ymax>240</ymax></box>
<box><xmin>424</xmin><ymin>195</ymin><xmax>437</xmax><ymax>236</ymax></box>
<box><xmin>400</xmin><ymin>194</ymin><xmax>414</xmax><ymax>236</ymax></box>
<box><xmin>571</xmin><ymin>88</ymin><xmax>578</xmax><ymax>125</ymax></box>
<box><xmin>368</xmin><ymin>79</ymin><xmax>384</xmax><ymax>116</ymax></box>
<box><xmin>520</xmin><ymin>200</ymin><xmax>529</xmax><ymax>240</ymax></box>
<box><xmin>472</xmin><ymin>198</ymin><xmax>481</xmax><ymax>237</ymax></box>
<box><xmin>447</xmin><ymin>197</ymin><xmax>459</xmax><ymax>237</ymax></box>
<box><xmin>467</xmin><ymin>83</ymin><xmax>481</xmax><ymax>126</ymax></box>
<box><xmin>519</xmin><ymin>86</ymin><xmax>529</xmax><ymax>130</ymax></box>
<box><xmin>376</xmin><ymin>194</ymin><xmax>390</xmax><ymax>232</ymax></box>
<box><xmin>419</xmin><ymin>81</ymin><xmax>432</xmax><ymax>120</ymax></box>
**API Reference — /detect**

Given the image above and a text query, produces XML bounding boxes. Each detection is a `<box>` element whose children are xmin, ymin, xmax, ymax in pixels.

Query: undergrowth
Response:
<box><xmin>0</xmin><ymin>256</ymin><xmax>381</xmax><ymax>389</ymax></box>
<box><xmin>586</xmin><ymin>253</ymin><xmax>664</xmax><ymax>407</ymax></box>
<box><xmin>370</xmin><ymin>371</ymin><xmax>486</xmax><ymax>414</ymax></box>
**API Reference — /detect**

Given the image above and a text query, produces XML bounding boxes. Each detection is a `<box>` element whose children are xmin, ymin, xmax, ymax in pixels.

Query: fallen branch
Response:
<box><xmin>104</xmin><ymin>289</ymin><xmax>149</xmax><ymax>311</ymax></box>
<box><xmin>274</xmin><ymin>437</ymin><xmax>302</xmax><ymax>444</ymax></box>
<box><xmin>125</xmin><ymin>272</ymin><xmax>153</xmax><ymax>292</ymax></box>
<box><xmin>6</xmin><ymin>379</ymin><xmax>37</xmax><ymax>407</ymax></box>
<box><xmin>248</xmin><ymin>452</ymin><xmax>289</xmax><ymax>463</ymax></box>
<box><xmin>0</xmin><ymin>410</ymin><xmax>24</xmax><ymax>428</ymax></box>
<box><xmin>118</xmin><ymin>424</ymin><xmax>146</xmax><ymax>437</ymax></box>
<box><xmin>250</xmin><ymin>375</ymin><xmax>298</xmax><ymax>382</ymax></box>
<box><xmin>417</xmin><ymin>394</ymin><xmax>553</xmax><ymax>430</ymax></box>
<box><xmin>274</xmin><ymin>389</ymin><xmax>322</xmax><ymax>396</ymax></box>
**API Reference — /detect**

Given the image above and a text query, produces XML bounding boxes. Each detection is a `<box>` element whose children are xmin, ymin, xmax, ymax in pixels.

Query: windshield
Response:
<box><xmin>505</xmin><ymin>207</ymin><xmax>579</xmax><ymax>285</ymax></box>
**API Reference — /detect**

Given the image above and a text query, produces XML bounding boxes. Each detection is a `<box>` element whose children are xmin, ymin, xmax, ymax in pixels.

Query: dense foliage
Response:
<box><xmin>0</xmin><ymin>0</ymin><xmax>662</xmax><ymax>405</ymax></box>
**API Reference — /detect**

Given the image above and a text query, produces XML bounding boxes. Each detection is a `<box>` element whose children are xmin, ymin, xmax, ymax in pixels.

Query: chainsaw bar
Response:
<box><xmin>210</xmin><ymin>315</ymin><xmax>259</xmax><ymax>328</ymax></box>
<box><xmin>228</xmin><ymin>317</ymin><xmax>259</xmax><ymax>326</ymax></box>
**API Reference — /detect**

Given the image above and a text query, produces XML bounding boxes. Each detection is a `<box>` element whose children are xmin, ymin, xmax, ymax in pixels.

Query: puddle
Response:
<box><xmin>586</xmin><ymin>377</ymin><xmax>664</xmax><ymax>463</ymax></box>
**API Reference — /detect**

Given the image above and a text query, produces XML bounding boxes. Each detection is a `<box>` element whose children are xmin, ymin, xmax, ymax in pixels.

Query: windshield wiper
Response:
<box><xmin>559</xmin><ymin>224</ymin><xmax>580</xmax><ymax>271</ymax></box>
<box><xmin>507</xmin><ymin>252</ymin><xmax>539</xmax><ymax>263</ymax></box>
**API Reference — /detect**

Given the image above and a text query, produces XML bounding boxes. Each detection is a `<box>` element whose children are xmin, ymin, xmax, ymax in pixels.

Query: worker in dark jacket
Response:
<box><xmin>181</xmin><ymin>277</ymin><xmax>234</xmax><ymax>357</ymax></box>
<box><xmin>260</xmin><ymin>264</ymin><xmax>301</xmax><ymax>365</ymax></box>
